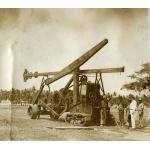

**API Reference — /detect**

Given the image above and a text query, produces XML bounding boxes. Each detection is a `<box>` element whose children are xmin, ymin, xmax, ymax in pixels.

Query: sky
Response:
<box><xmin>0</xmin><ymin>8</ymin><xmax>150</xmax><ymax>95</ymax></box>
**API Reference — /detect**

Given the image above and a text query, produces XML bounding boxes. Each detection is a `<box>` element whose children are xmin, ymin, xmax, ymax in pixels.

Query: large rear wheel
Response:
<box><xmin>27</xmin><ymin>104</ymin><xmax>39</xmax><ymax>119</ymax></box>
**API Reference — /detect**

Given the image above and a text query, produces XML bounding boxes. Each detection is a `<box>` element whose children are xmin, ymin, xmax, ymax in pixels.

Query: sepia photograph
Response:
<box><xmin>0</xmin><ymin>8</ymin><xmax>150</xmax><ymax>141</ymax></box>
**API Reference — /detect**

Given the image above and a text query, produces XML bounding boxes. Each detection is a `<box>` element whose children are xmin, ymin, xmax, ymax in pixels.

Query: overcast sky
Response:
<box><xmin>0</xmin><ymin>8</ymin><xmax>150</xmax><ymax>94</ymax></box>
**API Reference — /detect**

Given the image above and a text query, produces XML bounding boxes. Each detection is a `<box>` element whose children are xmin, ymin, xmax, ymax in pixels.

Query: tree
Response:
<box><xmin>122</xmin><ymin>63</ymin><xmax>150</xmax><ymax>94</ymax></box>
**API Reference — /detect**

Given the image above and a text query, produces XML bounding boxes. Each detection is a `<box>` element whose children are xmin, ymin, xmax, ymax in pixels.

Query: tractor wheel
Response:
<box><xmin>70</xmin><ymin>116</ymin><xmax>87</xmax><ymax>126</ymax></box>
<box><xmin>27</xmin><ymin>104</ymin><xmax>39</xmax><ymax>119</ymax></box>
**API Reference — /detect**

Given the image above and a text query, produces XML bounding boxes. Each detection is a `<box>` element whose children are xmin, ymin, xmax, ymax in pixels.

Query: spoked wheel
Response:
<box><xmin>27</xmin><ymin>104</ymin><xmax>39</xmax><ymax>119</ymax></box>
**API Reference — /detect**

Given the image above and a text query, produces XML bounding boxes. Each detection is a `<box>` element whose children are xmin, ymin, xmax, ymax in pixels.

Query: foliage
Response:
<box><xmin>122</xmin><ymin>63</ymin><xmax>150</xmax><ymax>93</ymax></box>
<box><xmin>0</xmin><ymin>86</ymin><xmax>38</xmax><ymax>104</ymax></box>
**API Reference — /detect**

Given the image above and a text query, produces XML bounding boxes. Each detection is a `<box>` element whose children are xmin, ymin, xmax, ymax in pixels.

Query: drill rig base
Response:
<box><xmin>23</xmin><ymin>39</ymin><xmax>124</xmax><ymax>126</ymax></box>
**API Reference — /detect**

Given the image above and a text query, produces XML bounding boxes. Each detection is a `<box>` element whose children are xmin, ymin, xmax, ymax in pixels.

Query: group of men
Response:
<box><xmin>118</xmin><ymin>95</ymin><xmax>144</xmax><ymax>129</ymax></box>
<box><xmin>79</xmin><ymin>75</ymin><xmax>145</xmax><ymax>128</ymax></box>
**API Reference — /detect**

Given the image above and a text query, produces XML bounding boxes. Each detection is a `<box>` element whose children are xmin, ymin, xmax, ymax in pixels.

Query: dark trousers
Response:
<box><xmin>119</xmin><ymin>110</ymin><xmax>124</xmax><ymax>125</ymax></box>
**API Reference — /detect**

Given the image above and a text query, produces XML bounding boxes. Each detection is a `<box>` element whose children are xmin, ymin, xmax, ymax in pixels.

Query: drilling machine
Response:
<box><xmin>23</xmin><ymin>39</ymin><xmax>124</xmax><ymax>126</ymax></box>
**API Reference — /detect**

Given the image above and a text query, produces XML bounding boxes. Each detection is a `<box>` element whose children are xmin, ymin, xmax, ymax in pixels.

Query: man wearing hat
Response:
<box><xmin>137</xmin><ymin>98</ymin><xmax>144</xmax><ymax>128</ymax></box>
<box><xmin>129</xmin><ymin>95</ymin><xmax>137</xmax><ymax>129</ymax></box>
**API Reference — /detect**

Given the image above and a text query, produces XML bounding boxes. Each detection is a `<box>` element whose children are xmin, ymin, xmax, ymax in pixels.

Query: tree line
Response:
<box><xmin>0</xmin><ymin>63</ymin><xmax>150</xmax><ymax>106</ymax></box>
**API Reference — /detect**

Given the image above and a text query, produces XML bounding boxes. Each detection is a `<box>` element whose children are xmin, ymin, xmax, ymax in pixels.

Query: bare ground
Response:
<box><xmin>0</xmin><ymin>105</ymin><xmax>150</xmax><ymax>141</ymax></box>
<box><xmin>0</xmin><ymin>104</ymin><xmax>11</xmax><ymax>141</ymax></box>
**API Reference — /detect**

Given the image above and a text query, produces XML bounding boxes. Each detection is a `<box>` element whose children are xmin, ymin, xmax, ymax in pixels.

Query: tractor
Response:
<box><xmin>23</xmin><ymin>39</ymin><xmax>124</xmax><ymax>126</ymax></box>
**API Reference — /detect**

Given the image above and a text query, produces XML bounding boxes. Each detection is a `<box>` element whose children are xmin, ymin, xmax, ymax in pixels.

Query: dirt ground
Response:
<box><xmin>0</xmin><ymin>105</ymin><xmax>150</xmax><ymax>141</ymax></box>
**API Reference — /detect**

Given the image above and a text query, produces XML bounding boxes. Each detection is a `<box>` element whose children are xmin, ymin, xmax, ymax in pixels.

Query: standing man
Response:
<box><xmin>91</xmin><ymin>85</ymin><xmax>101</xmax><ymax>125</ymax></box>
<box><xmin>137</xmin><ymin>98</ymin><xmax>144</xmax><ymax>128</ymax></box>
<box><xmin>125</xmin><ymin>104</ymin><xmax>131</xmax><ymax>127</ymax></box>
<box><xmin>118</xmin><ymin>101</ymin><xmax>124</xmax><ymax>126</ymax></box>
<box><xmin>129</xmin><ymin>95</ymin><xmax>137</xmax><ymax>129</ymax></box>
<box><xmin>100</xmin><ymin>96</ymin><xmax>107</xmax><ymax>126</ymax></box>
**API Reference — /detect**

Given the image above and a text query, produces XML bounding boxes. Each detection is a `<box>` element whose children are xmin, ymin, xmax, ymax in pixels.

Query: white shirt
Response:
<box><xmin>129</xmin><ymin>99</ymin><xmax>137</xmax><ymax>111</ymax></box>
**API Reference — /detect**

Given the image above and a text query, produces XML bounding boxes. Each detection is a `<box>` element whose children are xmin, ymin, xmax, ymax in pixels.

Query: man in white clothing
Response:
<box><xmin>129</xmin><ymin>95</ymin><xmax>137</xmax><ymax>129</ymax></box>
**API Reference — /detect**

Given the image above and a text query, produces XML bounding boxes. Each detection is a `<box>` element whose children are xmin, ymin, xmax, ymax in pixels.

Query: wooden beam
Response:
<box><xmin>24</xmin><ymin>67</ymin><xmax>124</xmax><ymax>81</ymax></box>
<box><xmin>44</xmin><ymin>39</ymin><xmax>108</xmax><ymax>85</ymax></box>
<box><xmin>62</xmin><ymin>76</ymin><xmax>73</xmax><ymax>94</ymax></box>
<box><xmin>47</xmin><ymin>127</ymin><xmax>95</xmax><ymax>130</ymax></box>
<box><xmin>40</xmin><ymin>101</ymin><xmax>60</xmax><ymax>118</ymax></box>
<box><xmin>99</xmin><ymin>73</ymin><xmax>105</xmax><ymax>95</ymax></box>
<box><xmin>73</xmin><ymin>68</ymin><xmax>79</xmax><ymax>105</ymax></box>
<box><xmin>79</xmin><ymin>67</ymin><xmax>124</xmax><ymax>74</ymax></box>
